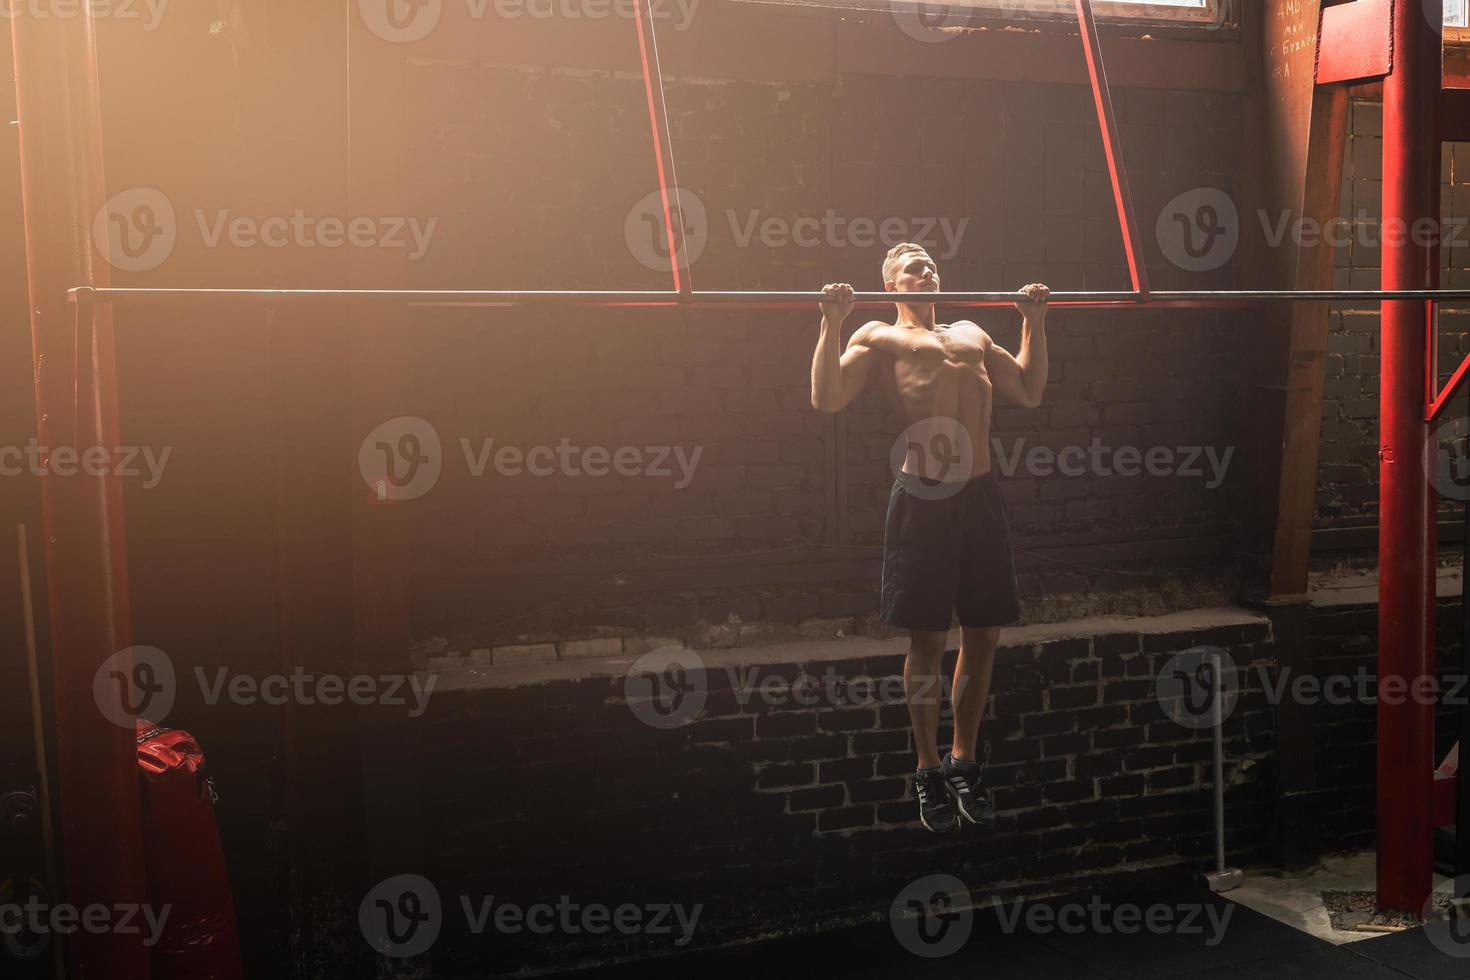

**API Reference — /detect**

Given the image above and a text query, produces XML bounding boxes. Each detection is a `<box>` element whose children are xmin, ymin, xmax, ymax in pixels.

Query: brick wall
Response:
<box><xmin>1318</xmin><ymin>100</ymin><xmax>1470</xmax><ymax>525</ymax></box>
<box><xmin>403</xmin><ymin>617</ymin><xmax>1276</xmax><ymax>975</ymax></box>
<box><xmin>1308</xmin><ymin>594</ymin><xmax>1465</xmax><ymax>850</ymax></box>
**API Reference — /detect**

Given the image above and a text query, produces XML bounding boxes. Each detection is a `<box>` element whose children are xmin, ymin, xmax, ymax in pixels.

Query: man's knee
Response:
<box><xmin>906</xmin><ymin>630</ymin><xmax>948</xmax><ymax>665</ymax></box>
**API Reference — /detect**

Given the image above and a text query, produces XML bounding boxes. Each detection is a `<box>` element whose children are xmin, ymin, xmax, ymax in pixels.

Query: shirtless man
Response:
<box><xmin>810</xmin><ymin>242</ymin><xmax>1049</xmax><ymax>833</ymax></box>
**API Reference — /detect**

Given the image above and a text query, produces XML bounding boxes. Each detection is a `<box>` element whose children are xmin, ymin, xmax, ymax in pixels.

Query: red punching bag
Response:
<box><xmin>136</xmin><ymin>723</ymin><xmax>244</xmax><ymax>980</ymax></box>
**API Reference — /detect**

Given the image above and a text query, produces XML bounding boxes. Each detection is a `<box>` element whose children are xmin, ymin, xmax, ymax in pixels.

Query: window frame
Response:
<box><xmin>775</xmin><ymin>0</ymin><xmax>1228</xmax><ymax>29</ymax></box>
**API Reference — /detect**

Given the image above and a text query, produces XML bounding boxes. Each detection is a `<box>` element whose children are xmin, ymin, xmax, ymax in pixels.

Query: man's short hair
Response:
<box><xmin>882</xmin><ymin>243</ymin><xmax>931</xmax><ymax>285</ymax></box>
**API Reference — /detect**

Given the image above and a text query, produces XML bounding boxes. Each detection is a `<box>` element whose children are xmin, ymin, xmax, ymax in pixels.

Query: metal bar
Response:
<box><xmin>632</xmin><ymin>0</ymin><xmax>689</xmax><ymax>293</ymax></box>
<box><xmin>12</xmin><ymin>8</ymin><xmax>150</xmax><ymax>978</ymax></box>
<box><xmin>1074</xmin><ymin>0</ymin><xmax>1149</xmax><ymax>296</ymax></box>
<box><xmin>1376</xmin><ymin>0</ymin><xmax>1442</xmax><ymax>916</ymax></box>
<box><xmin>68</xmin><ymin>286</ymin><xmax>1470</xmax><ymax>308</ymax></box>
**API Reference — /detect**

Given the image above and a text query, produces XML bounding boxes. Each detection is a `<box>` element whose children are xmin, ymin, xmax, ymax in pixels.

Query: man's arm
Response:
<box><xmin>985</xmin><ymin>283</ymin><xmax>1050</xmax><ymax>409</ymax></box>
<box><xmin>811</xmin><ymin>283</ymin><xmax>882</xmax><ymax>414</ymax></box>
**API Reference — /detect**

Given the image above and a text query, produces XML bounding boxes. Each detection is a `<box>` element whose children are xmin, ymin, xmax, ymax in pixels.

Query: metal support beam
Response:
<box><xmin>67</xmin><ymin>286</ymin><xmax>1470</xmax><ymax>311</ymax></box>
<box><xmin>10</xmin><ymin>9</ymin><xmax>149</xmax><ymax>979</ymax></box>
<box><xmin>1376</xmin><ymin>0</ymin><xmax>1442</xmax><ymax>916</ymax></box>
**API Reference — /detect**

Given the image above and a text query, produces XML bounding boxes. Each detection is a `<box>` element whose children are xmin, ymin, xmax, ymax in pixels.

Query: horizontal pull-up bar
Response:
<box><xmin>67</xmin><ymin>286</ymin><xmax>1470</xmax><ymax>311</ymax></box>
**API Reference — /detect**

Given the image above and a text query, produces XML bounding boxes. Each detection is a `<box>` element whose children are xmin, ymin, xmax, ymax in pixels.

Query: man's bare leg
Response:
<box><xmin>950</xmin><ymin>626</ymin><xmax>1000</xmax><ymax>763</ymax></box>
<box><xmin>903</xmin><ymin>629</ymin><xmax>949</xmax><ymax>770</ymax></box>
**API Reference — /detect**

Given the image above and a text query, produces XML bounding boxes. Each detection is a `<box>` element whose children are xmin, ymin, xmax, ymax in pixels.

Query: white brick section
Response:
<box><xmin>492</xmin><ymin>643</ymin><xmax>558</xmax><ymax>666</ymax></box>
<box><xmin>558</xmin><ymin>637</ymin><xmax>623</xmax><ymax>661</ymax></box>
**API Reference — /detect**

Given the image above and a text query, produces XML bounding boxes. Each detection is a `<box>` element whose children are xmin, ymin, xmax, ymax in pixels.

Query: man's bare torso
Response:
<box><xmin>861</xmin><ymin>320</ymin><xmax>995</xmax><ymax>483</ymax></box>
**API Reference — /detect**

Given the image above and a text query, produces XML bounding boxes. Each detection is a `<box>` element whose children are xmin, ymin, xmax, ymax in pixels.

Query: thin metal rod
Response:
<box><xmin>17</xmin><ymin>524</ymin><xmax>66</xmax><ymax>980</ymax></box>
<box><xmin>633</xmin><ymin>0</ymin><xmax>689</xmax><ymax>294</ymax></box>
<box><xmin>1209</xmin><ymin>649</ymin><xmax>1227</xmax><ymax>874</ymax></box>
<box><xmin>68</xmin><ymin>286</ymin><xmax>1470</xmax><ymax>310</ymax></box>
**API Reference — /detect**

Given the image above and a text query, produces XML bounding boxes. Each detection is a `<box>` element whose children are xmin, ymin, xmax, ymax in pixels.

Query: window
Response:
<box><xmin>822</xmin><ymin>0</ymin><xmax>1224</xmax><ymax>26</ymax></box>
<box><xmin>1450</xmin><ymin>0</ymin><xmax>1470</xmax><ymax>29</ymax></box>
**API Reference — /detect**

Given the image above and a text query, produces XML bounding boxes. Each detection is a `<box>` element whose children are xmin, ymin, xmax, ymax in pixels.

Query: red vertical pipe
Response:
<box><xmin>1074</xmin><ymin>0</ymin><xmax>1149</xmax><ymax>296</ymax></box>
<box><xmin>11</xmin><ymin>10</ymin><xmax>150</xmax><ymax>979</ymax></box>
<box><xmin>1377</xmin><ymin>0</ymin><xmax>1442</xmax><ymax>915</ymax></box>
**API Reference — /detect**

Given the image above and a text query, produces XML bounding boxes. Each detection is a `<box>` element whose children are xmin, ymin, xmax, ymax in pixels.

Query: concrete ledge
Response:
<box><xmin>427</xmin><ymin>605</ymin><xmax>1270</xmax><ymax>693</ymax></box>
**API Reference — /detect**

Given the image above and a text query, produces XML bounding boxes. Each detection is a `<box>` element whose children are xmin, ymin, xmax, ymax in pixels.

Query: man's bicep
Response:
<box><xmin>986</xmin><ymin>342</ymin><xmax>1029</xmax><ymax>404</ymax></box>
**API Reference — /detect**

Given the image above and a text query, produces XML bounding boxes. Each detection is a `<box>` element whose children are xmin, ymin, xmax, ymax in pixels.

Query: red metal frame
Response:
<box><xmin>10</xmin><ymin>9</ymin><xmax>149</xmax><ymax>979</ymax></box>
<box><xmin>1377</xmin><ymin>0</ymin><xmax>1443</xmax><ymax>915</ymax></box>
<box><xmin>633</xmin><ymin>0</ymin><xmax>690</xmax><ymax>294</ymax></box>
<box><xmin>1316</xmin><ymin>0</ymin><xmax>1395</xmax><ymax>85</ymax></box>
<box><xmin>1073</xmin><ymin>0</ymin><xmax>1149</xmax><ymax>295</ymax></box>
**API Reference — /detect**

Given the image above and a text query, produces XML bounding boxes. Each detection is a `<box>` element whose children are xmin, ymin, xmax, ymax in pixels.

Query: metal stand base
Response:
<box><xmin>1203</xmin><ymin>868</ymin><xmax>1245</xmax><ymax>893</ymax></box>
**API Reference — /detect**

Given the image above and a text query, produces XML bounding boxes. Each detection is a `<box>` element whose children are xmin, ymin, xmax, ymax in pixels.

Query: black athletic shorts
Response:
<box><xmin>879</xmin><ymin>468</ymin><xmax>1021</xmax><ymax>632</ymax></box>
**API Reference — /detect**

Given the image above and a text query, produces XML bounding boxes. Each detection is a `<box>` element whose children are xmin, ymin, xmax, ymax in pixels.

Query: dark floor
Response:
<box><xmin>577</xmin><ymin>878</ymin><xmax>1470</xmax><ymax>979</ymax></box>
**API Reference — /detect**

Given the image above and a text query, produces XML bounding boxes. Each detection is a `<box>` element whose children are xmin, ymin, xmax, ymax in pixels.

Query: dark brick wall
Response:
<box><xmin>1308</xmin><ymin>595</ymin><xmax>1464</xmax><ymax>850</ymax></box>
<box><xmin>1318</xmin><ymin>100</ymin><xmax>1470</xmax><ymax>525</ymax></box>
<box><xmin>409</xmin><ymin>620</ymin><xmax>1276</xmax><ymax>974</ymax></box>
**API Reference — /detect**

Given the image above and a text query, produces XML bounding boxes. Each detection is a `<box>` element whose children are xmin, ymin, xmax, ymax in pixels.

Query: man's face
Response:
<box><xmin>886</xmin><ymin>252</ymin><xmax>939</xmax><ymax>294</ymax></box>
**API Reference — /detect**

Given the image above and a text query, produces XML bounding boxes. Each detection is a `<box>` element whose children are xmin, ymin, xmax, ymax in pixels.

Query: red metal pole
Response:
<box><xmin>1074</xmin><ymin>0</ymin><xmax>1149</xmax><ymax>296</ymax></box>
<box><xmin>1376</xmin><ymin>0</ymin><xmax>1442</xmax><ymax>915</ymax></box>
<box><xmin>10</xmin><ymin>10</ymin><xmax>149</xmax><ymax>978</ymax></box>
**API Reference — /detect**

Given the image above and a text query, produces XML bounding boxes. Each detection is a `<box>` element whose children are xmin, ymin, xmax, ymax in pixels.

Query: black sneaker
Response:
<box><xmin>913</xmin><ymin>767</ymin><xmax>958</xmax><ymax>833</ymax></box>
<box><xmin>943</xmin><ymin>753</ymin><xmax>995</xmax><ymax>827</ymax></box>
